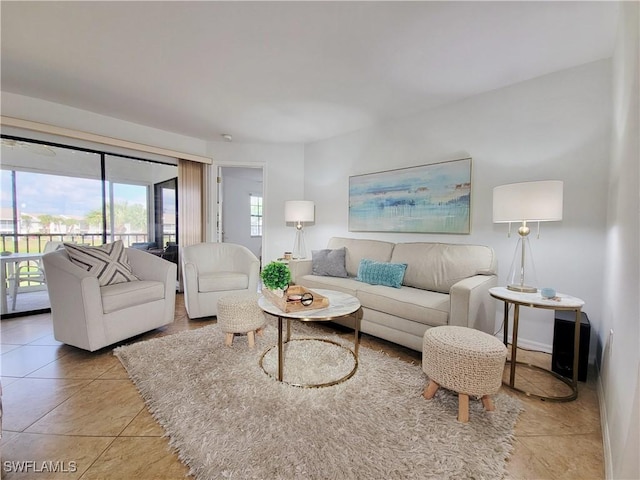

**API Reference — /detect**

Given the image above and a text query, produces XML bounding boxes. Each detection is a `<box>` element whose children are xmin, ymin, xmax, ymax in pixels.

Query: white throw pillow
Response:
<box><xmin>64</xmin><ymin>240</ymin><xmax>139</xmax><ymax>286</ymax></box>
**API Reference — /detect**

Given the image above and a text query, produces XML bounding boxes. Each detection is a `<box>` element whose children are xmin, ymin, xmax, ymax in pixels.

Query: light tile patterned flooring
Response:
<box><xmin>1</xmin><ymin>294</ymin><xmax>604</xmax><ymax>479</ymax></box>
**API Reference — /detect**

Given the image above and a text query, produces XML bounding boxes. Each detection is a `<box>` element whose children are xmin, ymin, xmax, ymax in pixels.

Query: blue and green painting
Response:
<box><xmin>349</xmin><ymin>158</ymin><xmax>471</xmax><ymax>234</ymax></box>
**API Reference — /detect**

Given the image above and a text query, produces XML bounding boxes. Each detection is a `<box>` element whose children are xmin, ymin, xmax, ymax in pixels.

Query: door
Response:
<box><xmin>154</xmin><ymin>177</ymin><xmax>178</xmax><ymax>258</ymax></box>
<box><xmin>217</xmin><ymin>166</ymin><xmax>263</xmax><ymax>261</ymax></box>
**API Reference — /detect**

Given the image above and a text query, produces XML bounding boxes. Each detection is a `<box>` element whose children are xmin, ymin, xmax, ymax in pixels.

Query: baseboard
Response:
<box><xmin>597</xmin><ymin>365</ymin><xmax>614</xmax><ymax>480</ymax></box>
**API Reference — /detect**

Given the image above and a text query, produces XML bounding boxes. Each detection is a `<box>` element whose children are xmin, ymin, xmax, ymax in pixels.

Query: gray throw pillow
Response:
<box><xmin>311</xmin><ymin>247</ymin><xmax>348</xmax><ymax>277</ymax></box>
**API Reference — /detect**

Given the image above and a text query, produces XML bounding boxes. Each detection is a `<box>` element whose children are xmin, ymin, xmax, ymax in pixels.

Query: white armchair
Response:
<box><xmin>42</xmin><ymin>247</ymin><xmax>177</xmax><ymax>352</ymax></box>
<box><xmin>182</xmin><ymin>242</ymin><xmax>260</xmax><ymax>319</ymax></box>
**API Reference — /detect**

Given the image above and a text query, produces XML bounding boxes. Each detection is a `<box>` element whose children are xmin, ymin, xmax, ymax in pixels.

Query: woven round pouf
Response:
<box><xmin>422</xmin><ymin>326</ymin><xmax>507</xmax><ymax>423</ymax></box>
<box><xmin>217</xmin><ymin>292</ymin><xmax>266</xmax><ymax>348</ymax></box>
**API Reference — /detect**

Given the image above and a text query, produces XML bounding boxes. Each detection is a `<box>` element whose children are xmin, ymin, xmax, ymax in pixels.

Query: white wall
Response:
<box><xmin>304</xmin><ymin>59</ymin><xmax>612</xmax><ymax>354</ymax></box>
<box><xmin>206</xmin><ymin>141</ymin><xmax>305</xmax><ymax>264</ymax></box>
<box><xmin>600</xmin><ymin>3</ymin><xmax>639</xmax><ymax>479</ymax></box>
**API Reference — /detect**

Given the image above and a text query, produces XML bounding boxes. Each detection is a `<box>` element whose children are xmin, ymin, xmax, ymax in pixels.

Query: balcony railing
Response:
<box><xmin>0</xmin><ymin>233</ymin><xmax>177</xmax><ymax>254</ymax></box>
<box><xmin>1</xmin><ymin>232</ymin><xmax>178</xmax><ymax>315</ymax></box>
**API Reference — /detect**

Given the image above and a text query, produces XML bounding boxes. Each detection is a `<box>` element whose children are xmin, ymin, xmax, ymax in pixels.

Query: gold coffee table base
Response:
<box><xmin>259</xmin><ymin>338</ymin><xmax>358</xmax><ymax>388</ymax></box>
<box><xmin>504</xmin><ymin>360</ymin><xmax>578</xmax><ymax>402</ymax></box>
<box><xmin>258</xmin><ymin>289</ymin><xmax>363</xmax><ymax>389</ymax></box>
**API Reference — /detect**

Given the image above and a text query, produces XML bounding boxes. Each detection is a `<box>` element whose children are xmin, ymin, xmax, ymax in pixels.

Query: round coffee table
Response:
<box><xmin>258</xmin><ymin>288</ymin><xmax>362</xmax><ymax>388</ymax></box>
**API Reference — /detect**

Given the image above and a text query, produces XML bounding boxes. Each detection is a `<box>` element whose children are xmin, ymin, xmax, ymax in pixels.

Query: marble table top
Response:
<box><xmin>489</xmin><ymin>286</ymin><xmax>585</xmax><ymax>309</ymax></box>
<box><xmin>258</xmin><ymin>288</ymin><xmax>361</xmax><ymax>320</ymax></box>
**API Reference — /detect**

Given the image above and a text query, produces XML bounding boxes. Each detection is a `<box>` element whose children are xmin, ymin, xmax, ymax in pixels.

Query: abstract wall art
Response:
<box><xmin>348</xmin><ymin>158</ymin><xmax>472</xmax><ymax>234</ymax></box>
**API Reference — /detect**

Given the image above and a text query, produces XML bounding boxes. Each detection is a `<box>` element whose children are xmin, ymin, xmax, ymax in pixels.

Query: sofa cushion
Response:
<box><xmin>198</xmin><ymin>272</ymin><xmax>248</xmax><ymax>293</ymax></box>
<box><xmin>327</xmin><ymin>237</ymin><xmax>395</xmax><ymax>277</ymax></box>
<box><xmin>356</xmin><ymin>284</ymin><xmax>450</xmax><ymax>327</ymax></box>
<box><xmin>390</xmin><ymin>242</ymin><xmax>497</xmax><ymax>294</ymax></box>
<box><xmin>295</xmin><ymin>274</ymin><xmax>450</xmax><ymax>327</ymax></box>
<box><xmin>64</xmin><ymin>240</ymin><xmax>139</xmax><ymax>287</ymax></box>
<box><xmin>295</xmin><ymin>275</ymin><xmax>360</xmax><ymax>297</ymax></box>
<box><xmin>311</xmin><ymin>248</ymin><xmax>348</xmax><ymax>277</ymax></box>
<box><xmin>356</xmin><ymin>259</ymin><xmax>407</xmax><ymax>288</ymax></box>
<box><xmin>101</xmin><ymin>280</ymin><xmax>165</xmax><ymax>314</ymax></box>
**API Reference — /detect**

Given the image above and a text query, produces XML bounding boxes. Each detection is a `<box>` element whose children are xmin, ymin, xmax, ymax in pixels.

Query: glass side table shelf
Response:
<box><xmin>489</xmin><ymin>287</ymin><xmax>585</xmax><ymax>402</ymax></box>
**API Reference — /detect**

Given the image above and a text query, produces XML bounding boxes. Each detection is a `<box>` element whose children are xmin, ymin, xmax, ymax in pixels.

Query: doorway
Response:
<box><xmin>217</xmin><ymin>166</ymin><xmax>264</xmax><ymax>262</ymax></box>
<box><xmin>154</xmin><ymin>178</ymin><xmax>177</xmax><ymax>249</ymax></box>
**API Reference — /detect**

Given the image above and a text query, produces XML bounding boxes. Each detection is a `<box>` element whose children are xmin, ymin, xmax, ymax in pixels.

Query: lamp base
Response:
<box><xmin>507</xmin><ymin>284</ymin><xmax>537</xmax><ymax>293</ymax></box>
<box><xmin>506</xmin><ymin>235</ymin><xmax>538</xmax><ymax>294</ymax></box>
<box><xmin>292</xmin><ymin>227</ymin><xmax>307</xmax><ymax>259</ymax></box>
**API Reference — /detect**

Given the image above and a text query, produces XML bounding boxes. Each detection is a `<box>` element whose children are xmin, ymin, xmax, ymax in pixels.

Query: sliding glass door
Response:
<box><xmin>1</xmin><ymin>136</ymin><xmax>177</xmax><ymax>317</ymax></box>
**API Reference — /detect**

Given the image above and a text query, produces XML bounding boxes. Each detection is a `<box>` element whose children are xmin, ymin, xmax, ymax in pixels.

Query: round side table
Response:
<box><xmin>489</xmin><ymin>287</ymin><xmax>585</xmax><ymax>402</ymax></box>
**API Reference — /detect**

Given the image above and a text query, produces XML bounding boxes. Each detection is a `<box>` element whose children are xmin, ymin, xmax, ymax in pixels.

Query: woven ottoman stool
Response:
<box><xmin>217</xmin><ymin>292</ymin><xmax>266</xmax><ymax>348</ymax></box>
<box><xmin>422</xmin><ymin>326</ymin><xmax>507</xmax><ymax>423</ymax></box>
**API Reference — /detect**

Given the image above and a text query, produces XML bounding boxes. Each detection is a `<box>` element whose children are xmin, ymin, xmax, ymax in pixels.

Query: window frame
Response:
<box><xmin>249</xmin><ymin>193</ymin><xmax>263</xmax><ymax>237</ymax></box>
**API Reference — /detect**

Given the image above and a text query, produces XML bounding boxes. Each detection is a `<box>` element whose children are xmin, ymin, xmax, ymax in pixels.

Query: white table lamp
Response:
<box><xmin>284</xmin><ymin>200</ymin><xmax>315</xmax><ymax>259</ymax></box>
<box><xmin>493</xmin><ymin>180</ymin><xmax>563</xmax><ymax>292</ymax></box>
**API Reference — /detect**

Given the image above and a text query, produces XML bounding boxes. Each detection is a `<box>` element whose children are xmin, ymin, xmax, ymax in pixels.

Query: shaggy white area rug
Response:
<box><xmin>115</xmin><ymin>321</ymin><xmax>522</xmax><ymax>480</ymax></box>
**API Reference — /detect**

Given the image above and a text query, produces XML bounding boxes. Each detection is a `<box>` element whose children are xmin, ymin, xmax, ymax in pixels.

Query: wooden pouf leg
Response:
<box><xmin>481</xmin><ymin>395</ymin><xmax>495</xmax><ymax>412</ymax></box>
<box><xmin>218</xmin><ymin>293</ymin><xmax>265</xmax><ymax>349</ymax></box>
<box><xmin>458</xmin><ymin>394</ymin><xmax>470</xmax><ymax>423</ymax></box>
<box><xmin>423</xmin><ymin>380</ymin><xmax>440</xmax><ymax>400</ymax></box>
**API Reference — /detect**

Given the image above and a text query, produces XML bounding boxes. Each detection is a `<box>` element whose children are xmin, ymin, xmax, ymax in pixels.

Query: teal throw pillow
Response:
<box><xmin>356</xmin><ymin>259</ymin><xmax>407</xmax><ymax>288</ymax></box>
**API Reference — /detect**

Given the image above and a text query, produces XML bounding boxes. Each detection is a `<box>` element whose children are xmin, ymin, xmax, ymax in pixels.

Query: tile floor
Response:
<box><xmin>1</xmin><ymin>294</ymin><xmax>605</xmax><ymax>479</ymax></box>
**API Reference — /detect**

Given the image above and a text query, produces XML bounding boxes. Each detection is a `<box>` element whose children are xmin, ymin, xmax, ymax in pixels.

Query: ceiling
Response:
<box><xmin>1</xmin><ymin>1</ymin><xmax>618</xmax><ymax>145</ymax></box>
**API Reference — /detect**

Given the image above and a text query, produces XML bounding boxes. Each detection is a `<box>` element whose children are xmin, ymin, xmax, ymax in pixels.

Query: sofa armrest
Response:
<box><xmin>127</xmin><ymin>248</ymin><xmax>177</xmax><ymax>325</ymax></box>
<box><xmin>288</xmin><ymin>259</ymin><xmax>312</xmax><ymax>283</ymax></box>
<box><xmin>449</xmin><ymin>274</ymin><xmax>498</xmax><ymax>334</ymax></box>
<box><xmin>42</xmin><ymin>250</ymin><xmax>107</xmax><ymax>350</ymax></box>
<box><xmin>232</xmin><ymin>251</ymin><xmax>260</xmax><ymax>292</ymax></box>
<box><xmin>181</xmin><ymin>260</ymin><xmax>201</xmax><ymax>316</ymax></box>
<box><xmin>127</xmin><ymin>248</ymin><xmax>177</xmax><ymax>286</ymax></box>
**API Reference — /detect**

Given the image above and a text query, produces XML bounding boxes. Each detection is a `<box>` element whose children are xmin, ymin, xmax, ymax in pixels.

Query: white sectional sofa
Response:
<box><xmin>288</xmin><ymin>237</ymin><xmax>498</xmax><ymax>352</ymax></box>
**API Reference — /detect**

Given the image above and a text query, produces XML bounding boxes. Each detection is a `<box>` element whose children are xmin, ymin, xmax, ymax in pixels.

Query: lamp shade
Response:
<box><xmin>493</xmin><ymin>180</ymin><xmax>563</xmax><ymax>223</ymax></box>
<box><xmin>285</xmin><ymin>200</ymin><xmax>315</xmax><ymax>223</ymax></box>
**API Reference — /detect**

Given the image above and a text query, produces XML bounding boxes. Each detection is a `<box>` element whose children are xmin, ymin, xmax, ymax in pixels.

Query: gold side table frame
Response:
<box><xmin>489</xmin><ymin>287</ymin><xmax>585</xmax><ymax>402</ymax></box>
<box><xmin>258</xmin><ymin>288</ymin><xmax>363</xmax><ymax>388</ymax></box>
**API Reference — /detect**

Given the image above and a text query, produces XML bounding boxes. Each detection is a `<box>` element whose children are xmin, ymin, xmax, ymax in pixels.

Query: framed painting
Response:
<box><xmin>348</xmin><ymin>158</ymin><xmax>472</xmax><ymax>234</ymax></box>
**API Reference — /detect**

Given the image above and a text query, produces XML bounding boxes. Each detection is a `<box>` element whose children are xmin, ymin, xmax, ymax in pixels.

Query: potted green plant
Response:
<box><xmin>261</xmin><ymin>261</ymin><xmax>291</xmax><ymax>297</ymax></box>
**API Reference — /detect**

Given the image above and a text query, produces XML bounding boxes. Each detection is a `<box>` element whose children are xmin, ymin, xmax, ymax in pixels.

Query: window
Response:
<box><xmin>250</xmin><ymin>194</ymin><xmax>262</xmax><ymax>236</ymax></box>
<box><xmin>109</xmin><ymin>182</ymin><xmax>149</xmax><ymax>242</ymax></box>
<box><xmin>1</xmin><ymin>135</ymin><xmax>178</xmax><ymax>316</ymax></box>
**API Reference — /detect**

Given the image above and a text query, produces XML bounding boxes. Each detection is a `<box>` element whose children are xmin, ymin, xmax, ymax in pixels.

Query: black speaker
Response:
<box><xmin>552</xmin><ymin>310</ymin><xmax>590</xmax><ymax>382</ymax></box>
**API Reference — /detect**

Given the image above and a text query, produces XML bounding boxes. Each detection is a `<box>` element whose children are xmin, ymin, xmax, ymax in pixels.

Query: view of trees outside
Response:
<box><xmin>0</xmin><ymin>169</ymin><xmax>149</xmax><ymax>251</ymax></box>
<box><xmin>111</xmin><ymin>183</ymin><xmax>148</xmax><ymax>235</ymax></box>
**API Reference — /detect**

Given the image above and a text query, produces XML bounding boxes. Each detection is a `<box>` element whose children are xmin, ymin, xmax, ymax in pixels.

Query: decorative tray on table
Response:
<box><xmin>261</xmin><ymin>285</ymin><xmax>329</xmax><ymax>313</ymax></box>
